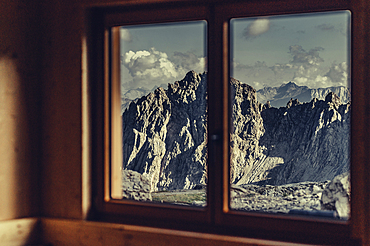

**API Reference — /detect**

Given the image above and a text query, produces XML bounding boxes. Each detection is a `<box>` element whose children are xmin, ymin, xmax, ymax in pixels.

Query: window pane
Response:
<box><xmin>117</xmin><ymin>21</ymin><xmax>208</xmax><ymax>207</ymax></box>
<box><xmin>230</xmin><ymin>11</ymin><xmax>350</xmax><ymax>219</ymax></box>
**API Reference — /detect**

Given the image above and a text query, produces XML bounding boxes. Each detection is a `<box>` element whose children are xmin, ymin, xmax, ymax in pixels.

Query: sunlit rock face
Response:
<box><xmin>229</xmin><ymin>78</ymin><xmax>266</xmax><ymax>184</ymax></box>
<box><xmin>122</xmin><ymin>71</ymin><xmax>350</xmax><ymax>191</ymax></box>
<box><xmin>122</xmin><ymin>71</ymin><xmax>207</xmax><ymax>192</ymax></box>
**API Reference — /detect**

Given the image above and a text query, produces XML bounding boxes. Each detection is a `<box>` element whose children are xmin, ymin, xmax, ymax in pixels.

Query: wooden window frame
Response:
<box><xmin>88</xmin><ymin>0</ymin><xmax>368</xmax><ymax>244</ymax></box>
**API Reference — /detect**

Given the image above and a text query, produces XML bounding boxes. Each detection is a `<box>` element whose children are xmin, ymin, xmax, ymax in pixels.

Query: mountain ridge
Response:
<box><xmin>122</xmin><ymin>71</ymin><xmax>350</xmax><ymax>191</ymax></box>
<box><xmin>257</xmin><ymin>81</ymin><xmax>350</xmax><ymax>108</ymax></box>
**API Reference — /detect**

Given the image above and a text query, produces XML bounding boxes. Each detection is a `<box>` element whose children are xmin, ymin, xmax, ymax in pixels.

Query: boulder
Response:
<box><xmin>122</xmin><ymin>169</ymin><xmax>152</xmax><ymax>201</ymax></box>
<box><xmin>321</xmin><ymin>172</ymin><xmax>350</xmax><ymax>219</ymax></box>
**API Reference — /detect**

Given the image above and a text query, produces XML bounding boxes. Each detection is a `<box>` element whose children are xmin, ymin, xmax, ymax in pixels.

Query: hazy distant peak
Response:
<box><xmin>257</xmin><ymin>82</ymin><xmax>350</xmax><ymax>108</ymax></box>
<box><xmin>280</xmin><ymin>81</ymin><xmax>308</xmax><ymax>90</ymax></box>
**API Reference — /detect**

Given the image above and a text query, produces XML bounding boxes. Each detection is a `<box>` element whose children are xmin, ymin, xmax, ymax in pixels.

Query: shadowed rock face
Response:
<box><xmin>122</xmin><ymin>71</ymin><xmax>350</xmax><ymax>191</ymax></box>
<box><xmin>256</xmin><ymin>93</ymin><xmax>350</xmax><ymax>185</ymax></box>
<box><xmin>231</xmin><ymin>85</ymin><xmax>350</xmax><ymax>186</ymax></box>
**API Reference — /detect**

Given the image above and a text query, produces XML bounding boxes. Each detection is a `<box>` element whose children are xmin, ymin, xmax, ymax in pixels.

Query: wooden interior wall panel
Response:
<box><xmin>0</xmin><ymin>0</ymin><xmax>41</xmax><ymax>220</ymax></box>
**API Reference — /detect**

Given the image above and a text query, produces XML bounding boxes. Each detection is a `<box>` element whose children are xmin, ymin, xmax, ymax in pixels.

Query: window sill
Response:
<box><xmin>40</xmin><ymin>217</ymin><xmax>314</xmax><ymax>246</ymax></box>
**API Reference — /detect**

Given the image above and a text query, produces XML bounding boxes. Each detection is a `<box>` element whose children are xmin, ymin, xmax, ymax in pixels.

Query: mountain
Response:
<box><xmin>122</xmin><ymin>71</ymin><xmax>350</xmax><ymax>191</ymax></box>
<box><xmin>123</xmin><ymin>87</ymin><xmax>153</xmax><ymax>100</ymax></box>
<box><xmin>122</xmin><ymin>71</ymin><xmax>207</xmax><ymax>191</ymax></box>
<box><xmin>257</xmin><ymin>82</ymin><xmax>350</xmax><ymax>108</ymax></box>
<box><xmin>121</xmin><ymin>84</ymin><xmax>170</xmax><ymax>113</ymax></box>
<box><xmin>231</xmin><ymin>84</ymin><xmax>350</xmax><ymax>185</ymax></box>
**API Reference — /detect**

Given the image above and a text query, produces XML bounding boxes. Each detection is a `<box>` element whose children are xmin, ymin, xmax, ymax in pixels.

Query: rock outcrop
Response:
<box><xmin>321</xmin><ymin>172</ymin><xmax>350</xmax><ymax>218</ymax></box>
<box><xmin>122</xmin><ymin>170</ymin><xmax>152</xmax><ymax>201</ymax></box>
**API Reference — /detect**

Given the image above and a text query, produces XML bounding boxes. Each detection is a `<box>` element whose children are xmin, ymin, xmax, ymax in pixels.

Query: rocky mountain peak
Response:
<box><xmin>278</xmin><ymin>81</ymin><xmax>307</xmax><ymax>93</ymax></box>
<box><xmin>167</xmin><ymin>70</ymin><xmax>205</xmax><ymax>105</ymax></box>
<box><xmin>325</xmin><ymin>91</ymin><xmax>342</xmax><ymax>108</ymax></box>
<box><xmin>175</xmin><ymin>70</ymin><xmax>200</xmax><ymax>89</ymax></box>
<box><xmin>286</xmin><ymin>98</ymin><xmax>301</xmax><ymax>108</ymax></box>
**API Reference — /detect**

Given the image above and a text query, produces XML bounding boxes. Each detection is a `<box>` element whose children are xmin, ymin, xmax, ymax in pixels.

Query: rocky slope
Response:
<box><xmin>122</xmin><ymin>71</ymin><xmax>350</xmax><ymax>192</ymax></box>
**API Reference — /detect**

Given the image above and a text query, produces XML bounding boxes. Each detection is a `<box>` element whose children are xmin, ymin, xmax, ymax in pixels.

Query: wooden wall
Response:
<box><xmin>40</xmin><ymin>0</ymin><xmax>85</xmax><ymax>219</ymax></box>
<box><xmin>0</xmin><ymin>0</ymin><xmax>41</xmax><ymax>221</ymax></box>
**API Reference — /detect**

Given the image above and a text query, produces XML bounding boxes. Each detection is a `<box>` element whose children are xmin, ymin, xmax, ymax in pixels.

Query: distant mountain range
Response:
<box><xmin>122</xmin><ymin>80</ymin><xmax>350</xmax><ymax>112</ymax></box>
<box><xmin>257</xmin><ymin>82</ymin><xmax>350</xmax><ymax>108</ymax></box>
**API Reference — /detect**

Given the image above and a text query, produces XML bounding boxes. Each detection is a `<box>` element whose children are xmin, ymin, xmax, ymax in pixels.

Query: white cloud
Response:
<box><xmin>121</xmin><ymin>48</ymin><xmax>206</xmax><ymax>94</ymax></box>
<box><xmin>290</xmin><ymin>62</ymin><xmax>348</xmax><ymax>88</ymax></box>
<box><xmin>243</xmin><ymin>18</ymin><xmax>270</xmax><ymax>39</ymax></box>
<box><xmin>172</xmin><ymin>51</ymin><xmax>206</xmax><ymax>74</ymax></box>
<box><xmin>325</xmin><ymin>62</ymin><xmax>348</xmax><ymax>84</ymax></box>
<box><xmin>233</xmin><ymin>45</ymin><xmax>349</xmax><ymax>89</ymax></box>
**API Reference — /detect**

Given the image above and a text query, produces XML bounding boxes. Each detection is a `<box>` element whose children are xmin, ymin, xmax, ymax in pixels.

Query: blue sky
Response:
<box><xmin>120</xmin><ymin>11</ymin><xmax>350</xmax><ymax>97</ymax></box>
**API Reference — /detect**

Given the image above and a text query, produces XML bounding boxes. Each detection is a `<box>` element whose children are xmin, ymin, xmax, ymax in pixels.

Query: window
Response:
<box><xmin>229</xmin><ymin>11</ymin><xmax>351</xmax><ymax>220</ymax></box>
<box><xmin>118</xmin><ymin>21</ymin><xmax>208</xmax><ymax>207</ymax></box>
<box><xmin>90</xmin><ymin>0</ymin><xmax>366</xmax><ymax>244</ymax></box>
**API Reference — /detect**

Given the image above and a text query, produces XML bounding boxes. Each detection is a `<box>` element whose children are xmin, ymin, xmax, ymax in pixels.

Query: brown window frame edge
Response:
<box><xmin>86</xmin><ymin>0</ymin><xmax>368</xmax><ymax>245</ymax></box>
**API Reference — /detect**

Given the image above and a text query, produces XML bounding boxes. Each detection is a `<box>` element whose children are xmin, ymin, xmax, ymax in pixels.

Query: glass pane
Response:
<box><xmin>118</xmin><ymin>21</ymin><xmax>207</xmax><ymax>207</ymax></box>
<box><xmin>230</xmin><ymin>11</ymin><xmax>350</xmax><ymax>220</ymax></box>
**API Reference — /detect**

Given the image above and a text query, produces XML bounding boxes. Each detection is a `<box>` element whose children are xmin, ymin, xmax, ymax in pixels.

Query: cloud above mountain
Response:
<box><xmin>233</xmin><ymin>45</ymin><xmax>349</xmax><ymax>89</ymax></box>
<box><xmin>121</xmin><ymin>48</ymin><xmax>205</xmax><ymax>93</ymax></box>
<box><xmin>172</xmin><ymin>51</ymin><xmax>206</xmax><ymax>74</ymax></box>
<box><xmin>325</xmin><ymin>62</ymin><xmax>348</xmax><ymax>84</ymax></box>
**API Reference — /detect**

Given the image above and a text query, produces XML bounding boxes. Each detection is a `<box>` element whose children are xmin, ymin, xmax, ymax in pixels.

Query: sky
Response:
<box><xmin>120</xmin><ymin>21</ymin><xmax>207</xmax><ymax>97</ymax></box>
<box><xmin>231</xmin><ymin>11</ymin><xmax>350</xmax><ymax>90</ymax></box>
<box><xmin>120</xmin><ymin>11</ymin><xmax>350</xmax><ymax>98</ymax></box>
